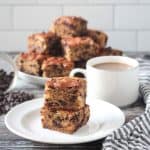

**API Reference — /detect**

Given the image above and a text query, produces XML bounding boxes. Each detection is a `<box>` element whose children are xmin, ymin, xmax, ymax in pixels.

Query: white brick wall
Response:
<box><xmin>63</xmin><ymin>6</ymin><xmax>113</xmax><ymax>30</ymax></box>
<box><xmin>115</xmin><ymin>6</ymin><xmax>150</xmax><ymax>29</ymax></box>
<box><xmin>0</xmin><ymin>0</ymin><xmax>150</xmax><ymax>52</ymax></box>
<box><xmin>14</xmin><ymin>6</ymin><xmax>62</xmax><ymax>30</ymax></box>
<box><xmin>0</xmin><ymin>6</ymin><xmax>12</xmax><ymax>29</ymax></box>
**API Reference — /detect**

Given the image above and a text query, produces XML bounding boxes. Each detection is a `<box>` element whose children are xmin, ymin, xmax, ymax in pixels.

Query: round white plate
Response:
<box><xmin>5</xmin><ymin>98</ymin><xmax>125</xmax><ymax>144</ymax></box>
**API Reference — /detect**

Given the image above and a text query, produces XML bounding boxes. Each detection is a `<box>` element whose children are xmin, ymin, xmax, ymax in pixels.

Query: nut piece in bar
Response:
<box><xmin>87</xmin><ymin>29</ymin><xmax>108</xmax><ymax>49</ymax></box>
<box><xmin>61</xmin><ymin>36</ymin><xmax>99</xmax><ymax>61</ymax></box>
<box><xmin>99</xmin><ymin>47</ymin><xmax>123</xmax><ymax>56</ymax></box>
<box><xmin>51</xmin><ymin>16</ymin><xmax>87</xmax><ymax>37</ymax></box>
<box><xmin>44</xmin><ymin>77</ymin><xmax>86</xmax><ymax>110</ymax></box>
<box><xmin>28</xmin><ymin>32</ymin><xmax>62</xmax><ymax>56</ymax></box>
<box><xmin>17</xmin><ymin>51</ymin><xmax>47</xmax><ymax>76</ymax></box>
<box><xmin>41</xmin><ymin>57</ymin><xmax>74</xmax><ymax>78</ymax></box>
<box><xmin>41</xmin><ymin>104</ymin><xmax>90</xmax><ymax>134</ymax></box>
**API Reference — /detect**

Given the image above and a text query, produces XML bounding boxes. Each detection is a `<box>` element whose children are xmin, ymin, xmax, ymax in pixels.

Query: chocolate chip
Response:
<box><xmin>70</xmin><ymin>114</ymin><xmax>79</xmax><ymax>123</ymax></box>
<box><xmin>53</xmin><ymin>117</ymin><xmax>62</xmax><ymax>128</ymax></box>
<box><xmin>59</xmin><ymin>100</ymin><xmax>67</xmax><ymax>106</ymax></box>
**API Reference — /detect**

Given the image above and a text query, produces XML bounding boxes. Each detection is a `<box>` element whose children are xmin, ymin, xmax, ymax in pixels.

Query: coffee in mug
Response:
<box><xmin>70</xmin><ymin>56</ymin><xmax>139</xmax><ymax>107</ymax></box>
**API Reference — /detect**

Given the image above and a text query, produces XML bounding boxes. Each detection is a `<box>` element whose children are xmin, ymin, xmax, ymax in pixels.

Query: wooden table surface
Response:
<box><xmin>0</xmin><ymin>52</ymin><xmax>148</xmax><ymax>150</ymax></box>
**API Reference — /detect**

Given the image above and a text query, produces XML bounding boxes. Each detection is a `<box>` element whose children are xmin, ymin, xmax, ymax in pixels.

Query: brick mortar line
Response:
<box><xmin>0</xmin><ymin>3</ymin><xmax>141</xmax><ymax>7</ymax></box>
<box><xmin>0</xmin><ymin>29</ymin><xmax>150</xmax><ymax>32</ymax></box>
<box><xmin>112</xmin><ymin>4</ymin><xmax>115</xmax><ymax>30</ymax></box>
<box><xmin>1</xmin><ymin>3</ymin><xmax>150</xmax><ymax>7</ymax></box>
<box><xmin>11</xmin><ymin>5</ymin><xmax>14</xmax><ymax>30</ymax></box>
<box><xmin>61</xmin><ymin>4</ymin><xmax>64</xmax><ymax>16</ymax></box>
<box><xmin>1</xmin><ymin>3</ymin><xmax>150</xmax><ymax>6</ymax></box>
<box><xmin>135</xmin><ymin>30</ymin><xmax>138</xmax><ymax>52</ymax></box>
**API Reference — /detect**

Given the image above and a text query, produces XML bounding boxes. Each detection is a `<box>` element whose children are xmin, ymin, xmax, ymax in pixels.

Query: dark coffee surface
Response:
<box><xmin>93</xmin><ymin>62</ymin><xmax>132</xmax><ymax>71</ymax></box>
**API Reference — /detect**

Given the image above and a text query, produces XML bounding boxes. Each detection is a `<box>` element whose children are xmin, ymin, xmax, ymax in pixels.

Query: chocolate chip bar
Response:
<box><xmin>41</xmin><ymin>57</ymin><xmax>74</xmax><ymax>77</ymax></box>
<box><xmin>61</xmin><ymin>36</ymin><xmax>99</xmax><ymax>61</ymax></box>
<box><xmin>41</xmin><ymin>104</ymin><xmax>90</xmax><ymax>134</ymax></box>
<box><xmin>99</xmin><ymin>47</ymin><xmax>123</xmax><ymax>56</ymax></box>
<box><xmin>28</xmin><ymin>32</ymin><xmax>62</xmax><ymax>56</ymax></box>
<box><xmin>44</xmin><ymin>77</ymin><xmax>86</xmax><ymax>110</ymax></box>
<box><xmin>87</xmin><ymin>29</ymin><xmax>108</xmax><ymax>49</ymax></box>
<box><xmin>17</xmin><ymin>51</ymin><xmax>47</xmax><ymax>76</ymax></box>
<box><xmin>51</xmin><ymin>16</ymin><xmax>87</xmax><ymax>37</ymax></box>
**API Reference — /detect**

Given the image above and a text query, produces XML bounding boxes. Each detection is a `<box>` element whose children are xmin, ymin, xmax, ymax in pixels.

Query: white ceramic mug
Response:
<box><xmin>70</xmin><ymin>56</ymin><xmax>139</xmax><ymax>107</ymax></box>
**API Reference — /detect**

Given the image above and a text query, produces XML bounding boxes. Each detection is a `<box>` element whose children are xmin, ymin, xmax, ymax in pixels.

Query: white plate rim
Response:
<box><xmin>5</xmin><ymin>98</ymin><xmax>125</xmax><ymax>144</ymax></box>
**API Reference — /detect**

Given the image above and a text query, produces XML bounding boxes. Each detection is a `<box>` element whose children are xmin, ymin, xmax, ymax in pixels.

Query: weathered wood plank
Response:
<box><xmin>0</xmin><ymin>138</ymin><xmax>103</xmax><ymax>149</ymax></box>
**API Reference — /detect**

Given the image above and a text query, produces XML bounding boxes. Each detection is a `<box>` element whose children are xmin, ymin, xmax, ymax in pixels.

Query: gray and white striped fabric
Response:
<box><xmin>103</xmin><ymin>57</ymin><xmax>150</xmax><ymax>150</ymax></box>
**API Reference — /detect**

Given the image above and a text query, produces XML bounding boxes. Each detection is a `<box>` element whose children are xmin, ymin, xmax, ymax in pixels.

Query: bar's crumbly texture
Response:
<box><xmin>99</xmin><ymin>47</ymin><xmax>123</xmax><ymax>56</ymax></box>
<box><xmin>74</xmin><ymin>47</ymin><xmax>123</xmax><ymax>69</ymax></box>
<box><xmin>17</xmin><ymin>51</ymin><xmax>48</xmax><ymax>76</ymax></box>
<box><xmin>41</xmin><ymin>57</ymin><xmax>74</xmax><ymax>77</ymax></box>
<box><xmin>28</xmin><ymin>32</ymin><xmax>62</xmax><ymax>56</ymax></box>
<box><xmin>41</xmin><ymin>105</ymin><xmax>90</xmax><ymax>134</ymax></box>
<box><xmin>87</xmin><ymin>29</ymin><xmax>108</xmax><ymax>49</ymax></box>
<box><xmin>74</xmin><ymin>60</ymin><xmax>87</xmax><ymax>69</ymax></box>
<box><xmin>44</xmin><ymin>77</ymin><xmax>86</xmax><ymax>110</ymax></box>
<box><xmin>61</xmin><ymin>36</ymin><xmax>99</xmax><ymax>61</ymax></box>
<box><xmin>51</xmin><ymin>16</ymin><xmax>87</xmax><ymax>37</ymax></box>
<box><xmin>82</xmin><ymin>104</ymin><xmax>90</xmax><ymax>126</ymax></box>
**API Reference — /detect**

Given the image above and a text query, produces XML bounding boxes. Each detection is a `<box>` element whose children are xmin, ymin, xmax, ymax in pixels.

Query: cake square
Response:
<box><xmin>61</xmin><ymin>36</ymin><xmax>99</xmax><ymax>61</ymax></box>
<box><xmin>51</xmin><ymin>16</ymin><xmax>87</xmax><ymax>37</ymax></box>
<box><xmin>17</xmin><ymin>51</ymin><xmax>47</xmax><ymax>76</ymax></box>
<box><xmin>99</xmin><ymin>47</ymin><xmax>123</xmax><ymax>56</ymax></box>
<box><xmin>28</xmin><ymin>32</ymin><xmax>62</xmax><ymax>56</ymax></box>
<box><xmin>41</xmin><ymin>57</ymin><xmax>74</xmax><ymax>77</ymax></box>
<box><xmin>87</xmin><ymin>29</ymin><xmax>108</xmax><ymax>49</ymax></box>
<box><xmin>44</xmin><ymin>77</ymin><xmax>86</xmax><ymax>110</ymax></box>
<box><xmin>41</xmin><ymin>105</ymin><xmax>90</xmax><ymax>134</ymax></box>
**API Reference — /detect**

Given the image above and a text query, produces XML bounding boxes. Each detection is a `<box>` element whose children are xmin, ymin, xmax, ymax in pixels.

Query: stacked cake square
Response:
<box><xmin>41</xmin><ymin>77</ymin><xmax>90</xmax><ymax>134</ymax></box>
<box><xmin>17</xmin><ymin>16</ymin><xmax>123</xmax><ymax>78</ymax></box>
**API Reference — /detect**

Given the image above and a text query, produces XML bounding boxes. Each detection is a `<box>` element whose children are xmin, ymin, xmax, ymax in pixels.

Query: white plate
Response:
<box><xmin>5</xmin><ymin>98</ymin><xmax>125</xmax><ymax>144</ymax></box>
<box><xmin>18</xmin><ymin>70</ymin><xmax>49</xmax><ymax>85</ymax></box>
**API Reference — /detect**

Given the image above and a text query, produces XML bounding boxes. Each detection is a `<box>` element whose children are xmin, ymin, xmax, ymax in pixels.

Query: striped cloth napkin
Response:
<box><xmin>103</xmin><ymin>57</ymin><xmax>150</xmax><ymax>150</ymax></box>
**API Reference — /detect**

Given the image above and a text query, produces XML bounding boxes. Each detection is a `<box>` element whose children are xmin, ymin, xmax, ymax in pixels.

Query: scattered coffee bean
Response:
<box><xmin>0</xmin><ymin>69</ymin><xmax>34</xmax><ymax>115</ymax></box>
<box><xmin>0</xmin><ymin>91</ymin><xmax>34</xmax><ymax>114</ymax></box>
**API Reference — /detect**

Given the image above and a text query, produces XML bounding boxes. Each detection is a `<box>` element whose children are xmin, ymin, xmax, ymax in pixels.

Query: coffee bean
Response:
<box><xmin>0</xmin><ymin>69</ymin><xmax>14</xmax><ymax>92</ymax></box>
<box><xmin>0</xmin><ymin>91</ymin><xmax>34</xmax><ymax>114</ymax></box>
<box><xmin>0</xmin><ymin>69</ymin><xmax>34</xmax><ymax>114</ymax></box>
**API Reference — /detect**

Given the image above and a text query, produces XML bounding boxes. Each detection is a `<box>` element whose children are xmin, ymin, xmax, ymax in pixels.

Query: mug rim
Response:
<box><xmin>86</xmin><ymin>56</ymin><xmax>139</xmax><ymax>72</ymax></box>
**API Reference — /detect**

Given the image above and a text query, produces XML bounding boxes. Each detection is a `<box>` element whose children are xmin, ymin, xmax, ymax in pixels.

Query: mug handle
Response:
<box><xmin>69</xmin><ymin>68</ymin><xmax>87</xmax><ymax>77</ymax></box>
